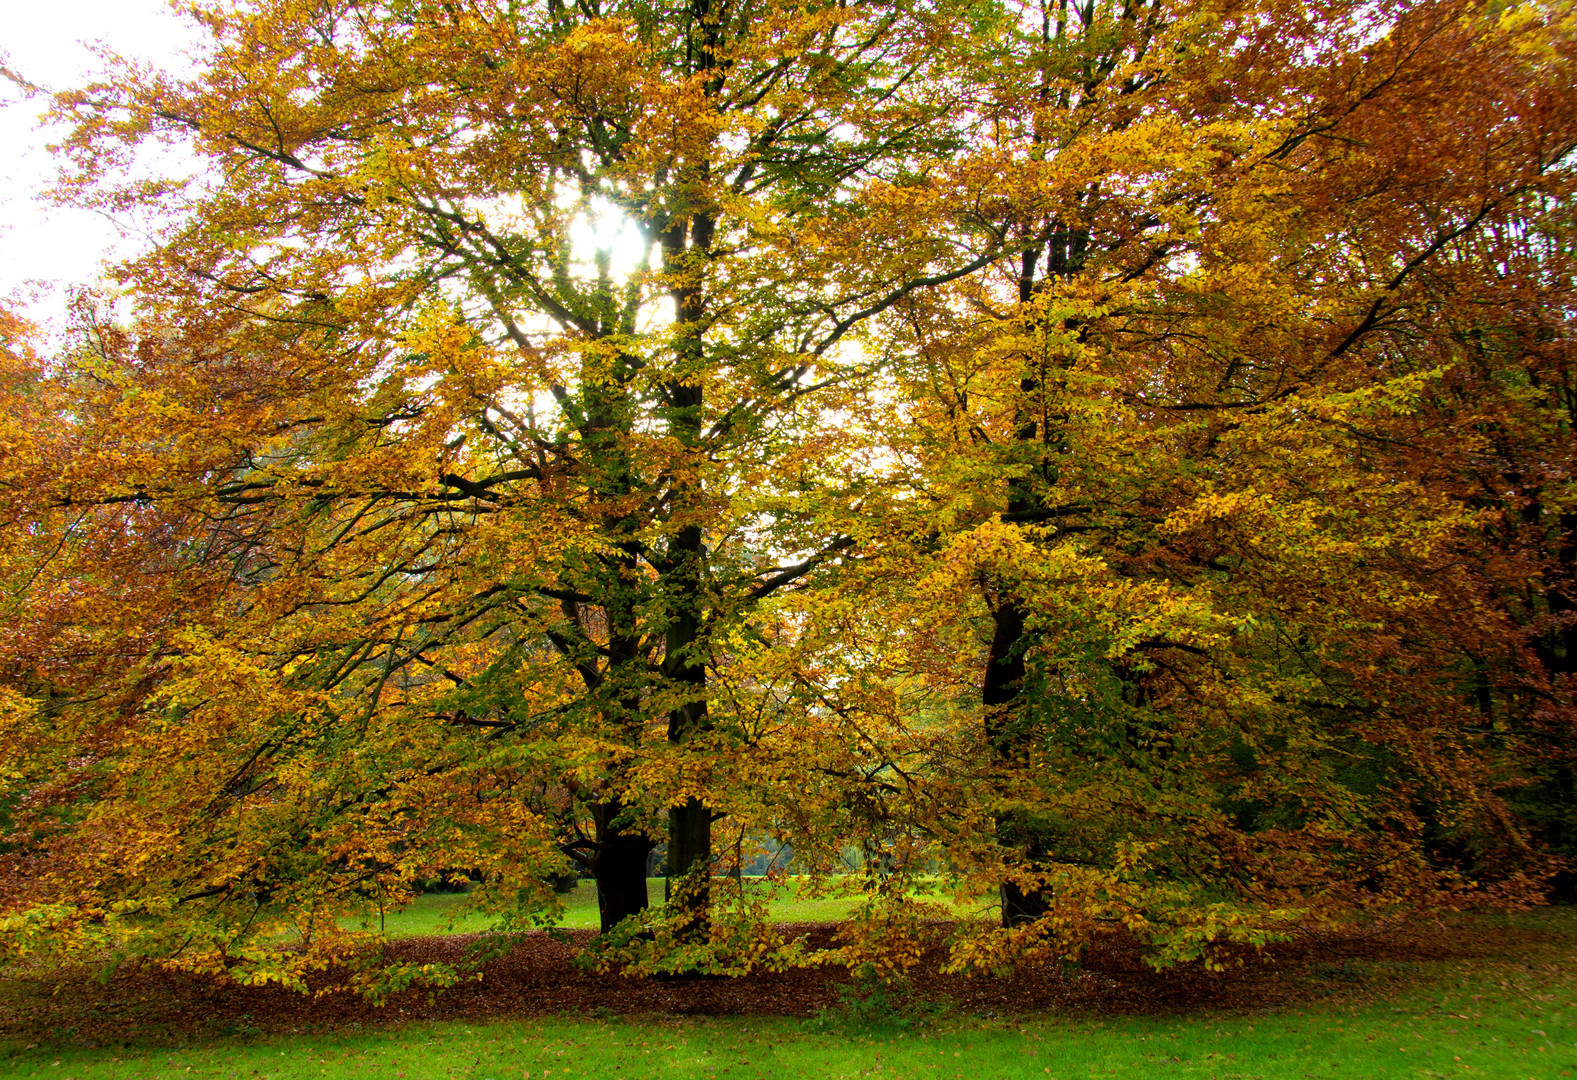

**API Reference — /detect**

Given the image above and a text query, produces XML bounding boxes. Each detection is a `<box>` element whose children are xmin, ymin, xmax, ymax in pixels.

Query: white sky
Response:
<box><xmin>0</xmin><ymin>2</ymin><xmax>648</xmax><ymax>340</ymax></box>
<box><xmin>0</xmin><ymin>0</ymin><xmax>202</xmax><ymax>331</ymax></box>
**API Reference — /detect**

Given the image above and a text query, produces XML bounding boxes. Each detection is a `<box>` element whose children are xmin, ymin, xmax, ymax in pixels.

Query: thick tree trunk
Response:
<box><xmin>572</xmin><ymin>365</ymin><xmax>659</xmax><ymax>937</ymax></box>
<box><xmin>589</xmin><ymin>804</ymin><xmax>655</xmax><ymax>933</ymax></box>
<box><xmin>665</xmin><ymin>795</ymin><xmax>713</xmax><ymax>933</ymax></box>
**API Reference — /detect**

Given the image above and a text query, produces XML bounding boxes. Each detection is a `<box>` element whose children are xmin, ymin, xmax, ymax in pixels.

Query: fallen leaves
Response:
<box><xmin>0</xmin><ymin>915</ymin><xmax>1565</xmax><ymax>1050</ymax></box>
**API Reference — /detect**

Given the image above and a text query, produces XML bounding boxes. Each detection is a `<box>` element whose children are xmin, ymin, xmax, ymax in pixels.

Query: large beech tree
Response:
<box><xmin>0</xmin><ymin>0</ymin><xmax>997</xmax><ymax>984</ymax></box>
<box><xmin>1</xmin><ymin>0</ymin><xmax>1574</xmax><ymax>990</ymax></box>
<box><xmin>753</xmin><ymin>0</ymin><xmax>1577</xmax><ymax>974</ymax></box>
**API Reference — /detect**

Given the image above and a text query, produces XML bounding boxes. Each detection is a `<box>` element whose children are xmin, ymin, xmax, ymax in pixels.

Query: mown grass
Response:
<box><xmin>5</xmin><ymin>911</ymin><xmax>1574</xmax><ymax>1079</ymax></box>
<box><xmin>355</xmin><ymin>878</ymin><xmax>981</xmax><ymax>937</ymax></box>
<box><xmin>2</xmin><ymin>958</ymin><xmax>1573</xmax><ymax>1079</ymax></box>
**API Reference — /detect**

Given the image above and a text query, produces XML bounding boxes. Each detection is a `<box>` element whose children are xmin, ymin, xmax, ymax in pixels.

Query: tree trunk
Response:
<box><xmin>587</xmin><ymin>798</ymin><xmax>654</xmax><ymax>934</ymax></box>
<box><xmin>659</xmin><ymin>186</ymin><xmax>717</xmax><ymax>940</ymax></box>
<box><xmin>663</xmin><ymin>518</ymin><xmax>712</xmax><ymax>937</ymax></box>
<box><xmin>986</xmin><ymin>230</ymin><xmax>1086</xmax><ymax>929</ymax></box>
<box><xmin>665</xmin><ymin>796</ymin><xmax>713</xmax><ymax>934</ymax></box>
<box><xmin>984</xmin><ymin>597</ymin><xmax>1051</xmax><ymax>927</ymax></box>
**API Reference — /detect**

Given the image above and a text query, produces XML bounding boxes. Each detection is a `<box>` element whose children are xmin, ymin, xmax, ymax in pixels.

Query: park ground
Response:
<box><xmin>0</xmin><ymin>884</ymin><xmax>1572</xmax><ymax>1079</ymax></box>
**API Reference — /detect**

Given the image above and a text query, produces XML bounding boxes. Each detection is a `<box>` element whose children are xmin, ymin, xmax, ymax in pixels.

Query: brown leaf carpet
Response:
<box><xmin>1</xmin><ymin>917</ymin><xmax>1568</xmax><ymax>1049</ymax></box>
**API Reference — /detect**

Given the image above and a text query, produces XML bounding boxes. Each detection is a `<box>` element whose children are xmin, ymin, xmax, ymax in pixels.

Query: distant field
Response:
<box><xmin>349</xmin><ymin>877</ymin><xmax>989</xmax><ymax>937</ymax></box>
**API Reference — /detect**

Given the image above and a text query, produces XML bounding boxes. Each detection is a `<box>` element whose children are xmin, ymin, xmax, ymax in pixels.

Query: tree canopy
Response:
<box><xmin>1</xmin><ymin>0</ymin><xmax>1574</xmax><ymax>992</ymax></box>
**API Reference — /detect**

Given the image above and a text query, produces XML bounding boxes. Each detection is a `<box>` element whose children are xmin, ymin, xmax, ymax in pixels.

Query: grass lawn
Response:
<box><xmin>2</xmin><ymin>946</ymin><xmax>1573</xmax><ymax>1080</ymax></box>
<box><xmin>357</xmin><ymin>878</ymin><xmax>984</xmax><ymax>937</ymax></box>
<box><xmin>2</xmin><ymin>910</ymin><xmax>1572</xmax><ymax>1080</ymax></box>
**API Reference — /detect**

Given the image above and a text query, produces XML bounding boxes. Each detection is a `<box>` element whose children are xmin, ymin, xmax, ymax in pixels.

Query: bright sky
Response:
<box><xmin>0</xmin><ymin>2</ymin><xmax>648</xmax><ymax>338</ymax></box>
<box><xmin>0</xmin><ymin>0</ymin><xmax>202</xmax><ymax>330</ymax></box>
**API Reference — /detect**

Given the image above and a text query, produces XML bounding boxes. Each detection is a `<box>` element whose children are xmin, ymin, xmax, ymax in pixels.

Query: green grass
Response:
<box><xmin>6</xmin><ymin>908</ymin><xmax>1570</xmax><ymax>1072</ymax></box>
<box><xmin>3</xmin><ymin>954</ymin><xmax>1574</xmax><ymax>1079</ymax></box>
<box><xmin>355</xmin><ymin>878</ymin><xmax>984</xmax><ymax>938</ymax></box>
<box><xmin>5</xmin><ymin>914</ymin><xmax>1575</xmax><ymax>1079</ymax></box>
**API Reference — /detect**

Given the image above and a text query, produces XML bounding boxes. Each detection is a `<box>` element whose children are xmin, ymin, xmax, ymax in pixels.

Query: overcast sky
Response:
<box><xmin>1</xmin><ymin>0</ymin><xmax>202</xmax><ymax>330</ymax></box>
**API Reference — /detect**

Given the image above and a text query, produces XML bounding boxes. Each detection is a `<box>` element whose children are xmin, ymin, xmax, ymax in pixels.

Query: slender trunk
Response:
<box><xmin>1526</xmin><ymin>505</ymin><xmax>1577</xmax><ymax>900</ymax></box>
<box><xmin>985</xmin><ymin>599</ymin><xmax>1051</xmax><ymax>926</ymax></box>
<box><xmin>989</xmin><ymin>227</ymin><xmax>1087</xmax><ymax>928</ymax></box>
<box><xmin>664</xmin><ymin>520</ymin><xmax>712</xmax><ymax>935</ymax></box>
<box><xmin>660</xmin><ymin>183</ymin><xmax>717</xmax><ymax>937</ymax></box>
<box><xmin>1534</xmin><ymin>509</ymin><xmax>1577</xmax><ymax>676</ymax></box>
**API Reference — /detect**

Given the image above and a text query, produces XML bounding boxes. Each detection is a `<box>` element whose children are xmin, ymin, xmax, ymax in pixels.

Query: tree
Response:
<box><xmin>766</xmin><ymin>0</ymin><xmax>1577</xmax><ymax>973</ymax></box>
<box><xmin>1</xmin><ymin>0</ymin><xmax>1572</xmax><ymax>991</ymax></box>
<box><xmin>1</xmin><ymin>0</ymin><xmax>997</xmax><ymax>985</ymax></box>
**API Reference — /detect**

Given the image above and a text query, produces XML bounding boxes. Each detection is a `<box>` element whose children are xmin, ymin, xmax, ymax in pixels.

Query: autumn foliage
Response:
<box><xmin>0</xmin><ymin>0</ymin><xmax>1574</xmax><ymax>994</ymax></box>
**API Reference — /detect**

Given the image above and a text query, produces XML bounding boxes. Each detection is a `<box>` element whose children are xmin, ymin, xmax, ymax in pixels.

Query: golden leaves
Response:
<box><xmin>0</xmin><ymin>0</ymin><xmax>1570</xmax><ymax>991</ymax></box>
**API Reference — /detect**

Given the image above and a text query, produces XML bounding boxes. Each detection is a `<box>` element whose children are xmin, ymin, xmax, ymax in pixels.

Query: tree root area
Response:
<box><xmin>1</xmin><ymin>916</ymin><xmax>1567</xmax><ymax>1049</ymax></box>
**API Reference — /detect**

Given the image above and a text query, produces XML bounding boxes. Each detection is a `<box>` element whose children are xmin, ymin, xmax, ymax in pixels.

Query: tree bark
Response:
<box><xmin>664</xmin><ymin>520</ymin><xmax>713</xmax><ymax>937</ymax></box>
<box><xmin>988</xmin><ymin>228</ymin><xmax>1087</xmax><ymax>928</ymax></box>
<box><xmin>659</xmin><ymin>167</ymin><xmax>717</xmax><ymax>938</ymax></box>
<box><xmin>984</xmin><ymin>597</ymin><xmax>1051</xmax><ymax>927</ymax></box>
<box><xmin>589</xmin><ymin>800</ymin><xmax>655</xmax><ymax>933</ymax></box>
